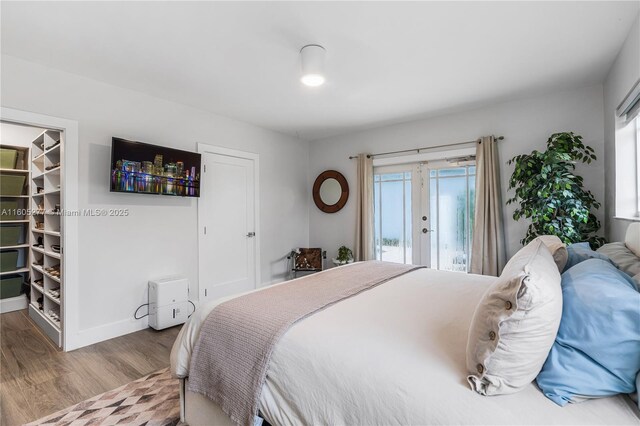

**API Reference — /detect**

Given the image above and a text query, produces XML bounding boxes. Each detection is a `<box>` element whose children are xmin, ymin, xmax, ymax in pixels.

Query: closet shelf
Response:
<box><xmin>0</xmin><ymin>142</ymin><xmax>30</xmax><ymax>295</ymax></box>
<box><xmin>32</xmin><ymin>281</ymin><xmax>44</xmax><ymax>293</ymax></box>
<box><xmin>0</xmin><ymin>168</ymin><xmax>29</xmax><ymax>174</ymax></box>
<box><xmin>44</xmin><ymin>270</ymin><xmax>61</xmax><ymax>283</ymax></box>
<box><xmin>0</xmin><ymin>244</ymin><xmax>29</xmax><ymax>250</ymax></box>
<box><xmin>0</xmin><ymin>268</ymin><xmax>29</xmax><ymax>276</ymax></box>
<box><xmin>44</xmin><ymin>291</ymin><xmax>60</xmax><ymax>305</ymax></box>
<box><xmin>45</xmin><ymin>144</ymin><xmax>61</xmax><ymax>155</ymax></box>
<box><xmin>29</xmin><ymin>128</ymin><xmax>64</xmax><ymax>347</ymax></box>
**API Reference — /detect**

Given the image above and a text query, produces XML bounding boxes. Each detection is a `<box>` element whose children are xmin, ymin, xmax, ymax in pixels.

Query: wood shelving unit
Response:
<box><xmin>0</xmin><ymin>143</ymin><xmax>30</xmax><ymax>314</ymax></box>
<box><xmin>28</xmin><ymin>130</ymin><xmax>63</xmax><ymax>346</ymax></box>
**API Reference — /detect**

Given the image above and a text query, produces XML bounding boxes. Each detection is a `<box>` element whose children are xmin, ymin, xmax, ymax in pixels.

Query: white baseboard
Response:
<box><xmin>66</xmin><ymin>278</ymin><xmax>288</xmax><ymax>351</ymax></box>
<box><xmin>67</xmin><ymin>317</ymin><xmax>149</xmax><ymax>350</ymax></box>
<box><xmin>0</xmin><ymin>294</ymin><xmax>28</xmax><ymax>314</ymax></box>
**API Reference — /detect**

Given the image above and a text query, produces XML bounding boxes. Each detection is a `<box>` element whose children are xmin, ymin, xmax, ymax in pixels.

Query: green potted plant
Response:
<box><xmin>507</xmin><ymin>132</ymin><xmax>605</xmax><ymax>248</ymax></box>
<box><xmin>333</xmin><ymin>245</ymin><xmax>354</xmax><ymax>265</ymax></box>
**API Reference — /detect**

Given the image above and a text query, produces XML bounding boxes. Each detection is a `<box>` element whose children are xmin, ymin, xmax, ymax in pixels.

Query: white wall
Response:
<box><xmin>1</xmin><ymin>55</ymin><xmax>310</xmax><ymax>346</ymax></box>
<box><xmin>0</xmin><ymin>122</ymin><xmax>45</xmax><ymax>147</ymax></box>
<box><xmin>604</xmin><ymin>14</ymin><xmax>640</xmax><ymax>242</ymax></box>
<box><xmin>309</xmin><ymin>85</ymin><xmax>605</xmax><ymax>260</ymax></box>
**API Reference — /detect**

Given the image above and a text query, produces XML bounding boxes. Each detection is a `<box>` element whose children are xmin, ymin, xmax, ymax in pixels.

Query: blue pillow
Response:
<box><xmin>536</xmin><ymin>259</ymin><xmax>640</xmax><ymax>406</ymax></box>
<box><xmin>563</xmin><ymin>242</ymin><xmax>613</xmax><ymax>272</ymax></box>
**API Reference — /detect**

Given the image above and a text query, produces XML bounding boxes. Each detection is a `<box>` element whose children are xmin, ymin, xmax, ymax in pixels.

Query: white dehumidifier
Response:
<box><xmin>148</xmin><ymin>276</ymin><xmax>190</xmax><ymax>330</ymax></box>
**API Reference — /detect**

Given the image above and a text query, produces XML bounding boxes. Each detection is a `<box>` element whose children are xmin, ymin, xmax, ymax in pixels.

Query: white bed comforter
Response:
<box><xmin>171</xmin><ymin>265</ymin><xmax>640</xmax><ymax>425</ymax></box>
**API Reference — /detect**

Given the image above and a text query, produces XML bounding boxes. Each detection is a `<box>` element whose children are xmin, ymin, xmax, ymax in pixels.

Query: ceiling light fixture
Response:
<box><xmin>300</xmin><ymin>44</ymin><xmax>326</xmax><ymax>87</ymax></box>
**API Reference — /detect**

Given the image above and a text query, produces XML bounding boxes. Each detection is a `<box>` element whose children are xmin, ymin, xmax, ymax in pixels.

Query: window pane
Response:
<box><xmin>374</xmin><ymin>181</ymin><xmax>381</xmax><ymax>260</ymax></box>
<box><xmin>469</xmin><ymin>174</ymin><xmax>476</xmax><ymax>258</ymax></box>
<box><xmin>438</xmin><ymin>167</ymin><xmax>466</xmax><ymax>177</ymax></box>
<box><xmin>380</xmin><ymin>173</ymin><xmax>403</xmax><ymax>181</ymax></box>
<box><xmin>405</xmin><ymin>178</ymin><xmax>412</xmax><ymax>265</ymax></box>
<box><xmin>430</xmin><ymin>177</ymin><xmax>438</xmax><ymax>268</ymax></box>
<box><xmin>637</xmin><ymin>118</ymin><xmax>640</xmax><ymax>215</ymax></box>
<box><xmin>436</xmin><ymin>176</ymin><xmax>468</xmax><ymax>272</ymax></box>
<box><xmin>373</xmin><ymin>171</ymin><xmax>412</xmax><ymax>265</ymax></box>
<box><xmin>468</xmin><ymin>166</ymin><xmax>476</xmax><ymax>175</ymax></box>
<box><xmin>380</xmin><ymin>180</ymin><xmax>404</xmax><ymax>263</ymax></box>
<box><xmin>615</xmin><ymin>117</ymin><xmax>640</xmax><ymax>218</ymax></box>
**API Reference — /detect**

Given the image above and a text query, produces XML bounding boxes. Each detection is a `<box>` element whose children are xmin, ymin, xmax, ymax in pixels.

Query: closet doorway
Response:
<box><xmin>1</xmin><ymin>107</ymin><xmax>78</xmax><ymax>350</ymax></box>
<box><xmin>373</xmin><ymin>160</ymin><xmax>476</xmax><ymax>272</ymax></box>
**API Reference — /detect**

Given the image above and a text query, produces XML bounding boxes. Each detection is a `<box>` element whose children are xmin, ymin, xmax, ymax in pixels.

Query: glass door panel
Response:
<box><xmin>428</xmin><ymin>165</ymin><xmax>475</xmax><ymax>272</ymax></box>
<box><xmin>374</xmin><ymin>168</ymin><xmax>413</xmax><ymax>264</ymax></box>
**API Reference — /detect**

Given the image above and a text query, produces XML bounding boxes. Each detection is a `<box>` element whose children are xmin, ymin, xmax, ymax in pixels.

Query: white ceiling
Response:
<box><xmin>1</xmin><ymin>2</ymin><xmax>638</xmax><ymax>140</ymax></box>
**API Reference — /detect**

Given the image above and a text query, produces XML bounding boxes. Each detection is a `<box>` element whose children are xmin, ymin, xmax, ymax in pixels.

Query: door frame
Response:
<box><xmin>1</xmin><ymin>107</ymin><xmax>80</xmax><ymax>351</ymax></box>
<box><xmin>196</xmin><ymin>143</ymin><xmax>260</xmax><ymax>302</ymax></box>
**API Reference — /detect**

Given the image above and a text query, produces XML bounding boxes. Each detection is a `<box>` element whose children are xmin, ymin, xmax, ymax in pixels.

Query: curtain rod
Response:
<box><xmin>348</xmin><ymin>136</ymin><xmax>504</xmax><ymax>159</ymax></box>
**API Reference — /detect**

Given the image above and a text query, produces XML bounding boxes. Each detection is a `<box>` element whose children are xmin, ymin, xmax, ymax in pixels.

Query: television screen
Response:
<box><xmin>110</xmin><ymin>137</ymin><xmax>201</xmax><ymax>197</ymax></box>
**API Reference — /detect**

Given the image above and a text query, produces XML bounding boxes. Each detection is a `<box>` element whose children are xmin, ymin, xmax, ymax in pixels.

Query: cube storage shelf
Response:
<box><xmin>0</xmin><ymin>143</ymin><xmax>30</xmax><ymax>314</ymax></box>
<box><xmin>29</xmin><ymin>130</ymin><xmax>64</xmax><ymax>347</ymax></box>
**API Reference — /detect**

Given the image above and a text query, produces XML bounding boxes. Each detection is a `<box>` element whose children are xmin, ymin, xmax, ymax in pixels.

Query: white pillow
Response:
<box><xmin>625</xmin><ymin>223</ymin><xmax>640</xmax><ymax>258</ymax></box>
<box><xmin>466</xmin><ymin>239</ymin><xmax>563</xmax><ymax>395</ymax></box>
<box><xmin>597</xmin><ymin>242</ymin><xmax>640</xmax><ymax>277</ymax></box>
<box><xmin>533</xmin><ymin>235</ymin><xmax>568</xmax><ymax>272</ymax></box>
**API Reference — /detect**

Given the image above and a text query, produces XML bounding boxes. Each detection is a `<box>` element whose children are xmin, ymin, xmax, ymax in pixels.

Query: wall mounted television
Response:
<box><xmin>110</xmin><ymin>137</ymin><xmax>201</xmax><ymax>197</ymax></box>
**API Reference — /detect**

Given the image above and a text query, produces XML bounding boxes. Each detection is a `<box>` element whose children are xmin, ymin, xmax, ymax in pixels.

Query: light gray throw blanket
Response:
<box><xmin>187</xmin><ymin>261</ymin><xmax>422</xmax><ymax>426</ymax></box>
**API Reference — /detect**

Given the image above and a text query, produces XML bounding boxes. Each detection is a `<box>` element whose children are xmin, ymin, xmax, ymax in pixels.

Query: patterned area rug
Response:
<box><xmin>27</xmin><ymin>368</ymin><xmax>180</xmax><ymax>426</ymax></box>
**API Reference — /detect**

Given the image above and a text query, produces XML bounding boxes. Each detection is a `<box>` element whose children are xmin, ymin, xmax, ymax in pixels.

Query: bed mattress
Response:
<box><xmin>171</xmin><ymin>265</ymin><xmax>640</xmax><ymax>425</ymax></box>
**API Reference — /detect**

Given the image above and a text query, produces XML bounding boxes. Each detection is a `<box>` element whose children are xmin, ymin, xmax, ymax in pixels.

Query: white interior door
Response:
<box><xmin>198</xmin><ymin>148</ymin><xmax>258</xmax><ymax>301</ymax></box>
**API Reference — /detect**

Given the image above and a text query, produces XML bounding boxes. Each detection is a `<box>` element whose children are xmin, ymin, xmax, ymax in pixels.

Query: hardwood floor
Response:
<box><xmin>0</xmin><ymin>310</ymin><xmax>181</xmax><ymax>425</ymax></box>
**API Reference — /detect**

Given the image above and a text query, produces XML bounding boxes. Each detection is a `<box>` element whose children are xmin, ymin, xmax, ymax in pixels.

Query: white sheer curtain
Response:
<box><xmin>471</xmin><ymin>136</ymin><xmax>506</xmax><ymax>276</ymax></box>
<box><xmin>355</xmin><ymin>154</ymin><xmax>374</xmax><ymax>261</ymax></box>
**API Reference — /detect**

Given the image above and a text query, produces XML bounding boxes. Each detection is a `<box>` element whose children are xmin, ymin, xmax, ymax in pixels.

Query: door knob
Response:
<box><xmin>422</xmin><ymin>228</ymin><xmax>434</xmax><ymax>233</ymax></box>
<box><xmin>246</xmin><ymin>232</ymin><xmax>256</xmax><ymax>237</ymax></box>
<box><xmin>422</xmin><ymin>216</ymin><xmax>427</xmax><ymax>221</ymax></box>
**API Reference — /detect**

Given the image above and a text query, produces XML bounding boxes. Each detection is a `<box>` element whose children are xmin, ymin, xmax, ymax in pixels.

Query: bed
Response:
<box><xmin>170</xmin><ymin>263</ymin><xmax>640</xmax><ymax>425</ymax></box>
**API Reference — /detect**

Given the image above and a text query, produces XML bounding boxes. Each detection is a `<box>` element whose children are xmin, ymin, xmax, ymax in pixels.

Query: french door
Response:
<box><xmin>373</xmin><ymin>162</ymin><xmax>475</xmax><ymax>271</ymax></box>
